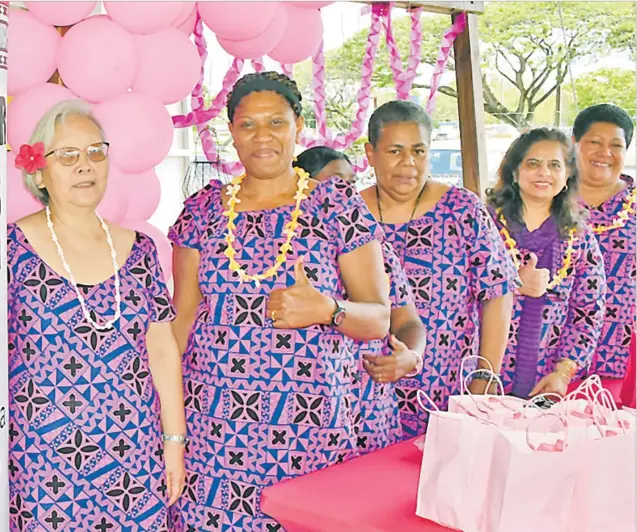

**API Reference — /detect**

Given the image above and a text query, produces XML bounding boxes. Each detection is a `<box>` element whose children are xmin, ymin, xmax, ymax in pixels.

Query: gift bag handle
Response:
<box><xmin>525</xmin><ymin>411</ymin><xmax>569</xmax><ymax>452</ymax></box>
<box><xmin>459</xmin><ymin>355</ymin><xmax>501</xmax><ymax>396</ymax></box>
<box><xmin>416</xmin><ymin>389</ymin><xmax>440</xmax><ymax>414</ymax></box>
<box><xmin>563</xmin><ymin>374</ymin><xmax>603</xmax><ymax>403</ymax></box>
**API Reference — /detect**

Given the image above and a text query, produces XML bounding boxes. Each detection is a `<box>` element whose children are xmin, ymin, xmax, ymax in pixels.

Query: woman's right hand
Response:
<box><xmin>518</xmin><ymin>253</ymin><xmax>550</xmax><ymax>298</ymax></box>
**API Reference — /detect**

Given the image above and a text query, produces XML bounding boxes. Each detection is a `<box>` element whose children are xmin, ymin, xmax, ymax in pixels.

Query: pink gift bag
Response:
<box><xmin>416</xmin><ymin>403</ymin><xmax>498</xmax><ymax>532</ymax></box>
<box><xmin>484</xmin><ymin>414</ymin><xmax>583</xmax><ymax>532</ymax></box>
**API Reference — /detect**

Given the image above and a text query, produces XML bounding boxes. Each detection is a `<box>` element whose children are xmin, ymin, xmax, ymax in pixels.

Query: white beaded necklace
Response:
<box><xmin>46</xmin><ymin>206</ymin><xmax>121</xmax><ymax>330</ymax></box>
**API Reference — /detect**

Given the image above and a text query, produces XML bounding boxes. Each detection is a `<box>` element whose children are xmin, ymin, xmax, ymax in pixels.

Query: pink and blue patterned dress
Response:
<box><xmin>378</xmin><ymin>186</ymin><xmax>520</xmax><ymax>438</ymax></box>
<box><xmin>8</xmin><ymin>225</ymin><xmax>175</xmax><ymax>532</ymax></box>
<box><xmin>489</xmin><ymin>215</ymin><xmax>606</xmax><ymax>396</ymax></box>
<box><xmin>585</xmin><ymin>175</ymin><xmax>636</xmax><ymax>379</ymax></box>
<box><xmin>167</xmin><ymin>177</ymin><xmax>384</xmax><ymax>531</ymax></box>
<box><xmin>352</xmin><ymin>242</ymin><xmax>413</xmax><ymax>455</ymax></box>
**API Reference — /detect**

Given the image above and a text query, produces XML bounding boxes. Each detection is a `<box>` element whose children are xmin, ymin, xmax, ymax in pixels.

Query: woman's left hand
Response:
<box><xmin>267</xmin><ymin>259</ymin><xmax>334</xmax><ymax>329</ymax></box>
<box><xmin>164</xmin><ymin>443</ymin><xmax>186</xmax><ymax>506</ymax></box>
<box><xmin>530</xmin><ymin>371</ymin><xmax>569</xmax><ymax>398</ymax></box>
<box><xmin>363</xmin><ymin>335</ymin><xmax>419</xmax><ymax>383</ymax></box>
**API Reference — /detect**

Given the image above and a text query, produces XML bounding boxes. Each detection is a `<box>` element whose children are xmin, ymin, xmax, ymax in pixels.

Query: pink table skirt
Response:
<box><xmin>261</xmin><ymin>438</ymin><xmax>450</xmax><ymax>532</ymax></box>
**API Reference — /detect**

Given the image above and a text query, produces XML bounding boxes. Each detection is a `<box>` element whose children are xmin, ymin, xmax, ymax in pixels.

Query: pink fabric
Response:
<box><xmin>261</xmin><ymin>439</ymin><xmax>451</xmax><ymax>531</ymax></box>
<box><xmin>620</xmin><ymin>333</ymin><xmax>636</xmax><ymax>408</ymax></box>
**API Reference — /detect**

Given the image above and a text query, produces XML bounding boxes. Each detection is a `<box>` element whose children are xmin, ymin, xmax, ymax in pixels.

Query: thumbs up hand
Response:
<box><xmin>267</xmin><ymin>258</ymin><xmax>335</xmax><ymax>329</ymax></box>
<box><xmin>518</xmin><ymin>253</ymin><xmax>550</xmax><ymax>298</ymax></box>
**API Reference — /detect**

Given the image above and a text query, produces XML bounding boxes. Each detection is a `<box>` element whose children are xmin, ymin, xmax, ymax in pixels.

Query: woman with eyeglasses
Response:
<box><xmin>7</xmin><ymin>99</ymin><xmax>187</xmax><ymax>530</ymax></box>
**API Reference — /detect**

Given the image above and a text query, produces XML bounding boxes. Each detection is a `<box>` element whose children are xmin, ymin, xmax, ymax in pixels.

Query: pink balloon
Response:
<box><xmin>288</xmin><ymin>1</ymin><xmax>333</xmax><ymax>7</ymax></box>
<box><xmin>93</xmin><ymin>93</ymin><xmax>174</xmax><ymax>174</ymax></box>
<box><xmin>7</xmin><ymin>152</ymin><xmax>42</xmax><ymax>223</ymax></box>
<box><xmin>133</xmin><ymin>29</ymin><xmax>201</xmax><ymax>104</ymax></box>
<box><xmin>8</xmin><ymin>83</ymin><xmax>75</xmax><ymax>149</ymax></box>
<box><xmin>171</xmin><ymin>1</ymin><xmax>196</xmax><ymax>27</ymax></box>
<box><xmin>198</xmin><ymin>1</ymin><xmax>278</xmax><ymax>41</ymax></box>
<box><xmin>25</xmin><ymin>1</ymin><xmax>97</xmax><ymax>26</ymax></box>
<box><xmin>175</xmin><ymin>3</ymin><xmax>197</xmax><ymax>36</ymax></box>
<box><xmin>97</xmin><ymin>165</ymin><xmax>129</xmax><ymax>224</ymax></box>
<box><xmin>104</xmin><ymin>1</ymin><xmax>183</xmax><ymax>34</ymax></box>
<box><xmin>120</xmin><ymin>169</ymin><xmax>161</xmax><ymax>221</ymax></box>
<box><xmin>124</xmin><ymin>221</ymin><xmax>173</xmax><ymax>280</ymax></box>
<box><xmin>217</xmin><ymin>3</ymin><xmax>288</xmax><ymax>59</ymax></box>
<box><xmin>7</xmin><ymin>8</ymin><xmax>61</xmax><ymax>96</ymax></box>
<box><xmin>58</xmin><ymin>17</ymin><xmax>139</xmax><ymax>102</ymax></box>
<box><xmin>268</xmin><ymin>5</ymin><xmax>323</xmax><ymax>64</ymax></box>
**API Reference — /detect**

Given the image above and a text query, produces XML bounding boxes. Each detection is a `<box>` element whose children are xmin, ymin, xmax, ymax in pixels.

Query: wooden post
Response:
<box><xmin>453</xmin><ymin>13</ymin><xmax>488</xmax><ymax>197</ymax></box>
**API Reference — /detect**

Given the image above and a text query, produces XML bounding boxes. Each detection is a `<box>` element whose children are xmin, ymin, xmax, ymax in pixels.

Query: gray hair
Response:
<box><xmin>23</xmin><ymin>99</ymin><xmax>107</xmax><ymax>205</ymax></box>
<box><xmin>367</xmin><ymin>100</ymin><xmax>433</xmax><ymax>148</ymax></box>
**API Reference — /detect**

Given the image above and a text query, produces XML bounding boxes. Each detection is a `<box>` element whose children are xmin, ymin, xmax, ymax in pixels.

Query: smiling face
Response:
<box><xmin>365</xmin><ymin>121</ymin><xmax>430</xmax><ymax>201</ymax></box>
<box><xmin>35</xmin><ymin>114</ymin><xmax>109</xmax><ymax>210</ymax></box>
<box><xmin>516</xmin><ymin>140</ymin><xmax>569</xmax><ymax>204</ymax></box>
<box><xmin>229</xmin><ymin>90</ymin><xmax>304</xmax><ymax>180</ymax></box>
<box><xmin>575</xmin><ymin>121</ymin><xmax>627</xmax><ymax>188</ymax></box>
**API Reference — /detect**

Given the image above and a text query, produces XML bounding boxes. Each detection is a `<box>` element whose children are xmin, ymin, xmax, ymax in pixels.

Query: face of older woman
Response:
<box><xmin>35</xmin><ymin>114</ymin><xmax>108</xmax><ymax>209</ymax></box>
<box><xmin>365</xmin><ymin>121</ymin><xmax>430</xmax><ymax>201</ymax></box>
<box><xmin>576</xmin><ymin>121</ymin><xmax>627</xmax><ymax>188</ymax></box>
<box><xmin>229</xmin><ymin>91</ymin><xmax>304</xmax><ymax>180</ymax></box>
<box><xmin>516</xmin><ymin>140</ymin><xmax>569</xmax><ymax>204</ymax></box>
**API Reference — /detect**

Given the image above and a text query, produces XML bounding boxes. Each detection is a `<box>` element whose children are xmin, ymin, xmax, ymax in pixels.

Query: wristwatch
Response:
<box><xmin>331</xmin><ymin>299</ymin><xmax>346</xmax><ymax>327</ymax></box>
<box><xmin>405</xmin><ymin>350</ymin><xmax>424</xmax><ymax>378</ymax></box>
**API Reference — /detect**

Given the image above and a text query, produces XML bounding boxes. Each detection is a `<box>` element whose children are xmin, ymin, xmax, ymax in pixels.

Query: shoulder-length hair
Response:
<box><xmin>486</xmin><ymin>127</ymin><xmax>586</xmax><ymax>235</ymax></box>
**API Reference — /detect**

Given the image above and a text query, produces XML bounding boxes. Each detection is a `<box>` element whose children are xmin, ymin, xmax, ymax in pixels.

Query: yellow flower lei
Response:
<box><xmin>591</xmin><ymin>188</ymin><xmax>636</xmax><ymax>234</ymax></box>
<box><xmin>222</xmin><ymin>167</ymin><xmax>311</xmax><ymax>286</ymax></box>
<box><xmin>496</xmin><ymin>210</ymin><xmax>578</xmax><ymax>290</ymax></box>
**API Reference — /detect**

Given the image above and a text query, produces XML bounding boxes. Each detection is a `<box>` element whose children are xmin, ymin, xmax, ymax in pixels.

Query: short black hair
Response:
<box><xmin>572</xmin><ymin>103</ymin><xmax>634</xmax><ymax>146</ymax></box>
<box><xmin>227</xmin><ymin>71</ymin><xmax>303</xmax><ymax>123</ymax></box>
<box><xmin>294</xmin><ymin>146</ymin><xmax>351</xmax><ymax>178</ymax></box>
<box><xmin>367</xmin><ymin>100</ymin><xmax>433</xmax><ymax>147</ymax></box>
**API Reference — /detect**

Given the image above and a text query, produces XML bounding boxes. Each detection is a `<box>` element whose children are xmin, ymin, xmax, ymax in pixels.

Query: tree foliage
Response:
<box><xmin>297</xmin><ymin>2</ymin><xmax>635</xmax><ymax>130</ymax></box>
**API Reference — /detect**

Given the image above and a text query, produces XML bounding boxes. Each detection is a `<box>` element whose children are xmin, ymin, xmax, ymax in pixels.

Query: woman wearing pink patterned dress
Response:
<box><xmin>573</xmin><ymin>104</ymin><xmax>635</xmax><ymax>400</ymax></box>
<box><xmin>361</xmin><ymin>100</ymin><xmax>520</xmax><ymax>437</ymax></box>
<box><xmin>169</xmin><ymin>72</ymin><xmax>390</xmax><ymax>530</ymax></box>
<box><xmin>487</xmin><ymin>128</ymin><xmax>606</xmax><ymax>398</ymax></box>
<box><xmin>295</xmin><ymin>146</ymin><xmax>427</xmax><ymax>453</ymax></box>
<box><xmin>7</xmin><ymin>100</ymin><xmax>186</xmax><ymax>531</ymax></box>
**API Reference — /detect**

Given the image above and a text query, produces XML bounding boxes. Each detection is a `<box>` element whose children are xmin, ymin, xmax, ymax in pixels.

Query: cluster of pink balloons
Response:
<box><xmin>201</xmin><ymin>1</ymin><xmax>332</xmax><ymax>62</ymax></box>
<box><xmin>6</xmin><ymin>1</ymin><xmax>204</xmax><ymax>279</ymax></box>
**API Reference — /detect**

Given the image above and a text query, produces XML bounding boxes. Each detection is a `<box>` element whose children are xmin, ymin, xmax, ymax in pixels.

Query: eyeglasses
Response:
<box><xmin>45</xmin><ymin>142</ymin><xmax>110</xmax><ymax>167</ymax></box>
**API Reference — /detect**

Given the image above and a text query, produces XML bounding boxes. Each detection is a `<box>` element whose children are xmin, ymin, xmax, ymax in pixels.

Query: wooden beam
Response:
<box><xmin>453</xmin><ymin>12</ymin><xmax>488</xmax><ymax>197</ymax></box>
<box><xmin>357</xmin><ymin>1</ymin><xmax>484</xmax><ymax>15</ymax></box>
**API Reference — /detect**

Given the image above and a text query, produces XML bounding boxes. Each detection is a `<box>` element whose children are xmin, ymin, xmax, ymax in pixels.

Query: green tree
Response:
<box><xmin>572</xmin><ymin>68</ymin><xmax>636</xmax><ymax>118</ymax></box>
<box><xmin>301</xmin><ymin>2</ymin><xmax>635</xmax><ymax>130</ymax></box>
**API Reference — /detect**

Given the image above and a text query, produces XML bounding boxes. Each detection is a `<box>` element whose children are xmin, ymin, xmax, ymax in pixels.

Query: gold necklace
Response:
<box><xmin>496</xmin><ymin>210</ymin><xmax>577</xmax><ymax>290</ymax></box>
<box><xmin>223</xmin><ymin>167</ymin><xmax>311</xmax><ymax>286</ymax></box>
<box><xmin>591</xmin><ymin>188</ymin><xmax>636</xmax><ymax>234</ymax></box>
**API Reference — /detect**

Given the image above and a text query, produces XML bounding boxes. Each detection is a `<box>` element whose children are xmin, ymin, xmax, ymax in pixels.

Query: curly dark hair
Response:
<box><xmin>293</xmin><ymin>146</ymin><xmax>351</xmax><ymax>178</ymax></box>
<box><xmin>227</xmin><ymin>71</ymin><xmax>303</xmax><ymax>123</ymax></box>
<box><xmin>573</xmin><ymin>103</ymin><xmax>634</xmax><ymax>146</ymax></box>
<box><xmin>486</xmin><ymin>128</ymin><xmax>587</xmax><ymax>236</ymax></box>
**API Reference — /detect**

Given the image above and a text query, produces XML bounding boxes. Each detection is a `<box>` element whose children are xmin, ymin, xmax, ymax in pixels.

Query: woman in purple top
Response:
<box><xmin>360</xmin><ymin>101</ymin><xmax>519</xmax><ymax>437</ymax></box>
<box><xmin>573</xmin><ymin>104</ymin><xmax>635</xmax><ymax>399</ymax></box>
<box><xmin>168</xmin><ymin>72</ymin><xmax>391</xmax><ymax>530</ymax></box>
<box><xmin>295</xmin><ymin>146</ymin><xmax>427</xmax><ymax>453</ymax></box>
<box><xmin>487</xmin><ymin>128</ymin><xmax>606</xmax><ymax>398</ymax></box>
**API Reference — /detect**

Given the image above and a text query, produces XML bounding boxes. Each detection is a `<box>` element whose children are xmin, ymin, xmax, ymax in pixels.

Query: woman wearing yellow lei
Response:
<box><xmin>487</xmin><ymin>128</ymin><xmax>606</xmax><ymax>399</ymax></box>
<box><xmin>573</xmin><ymin>104</ymin><xmax>635</xmax><ymax>399</ymax></box>
<box><xmin>167</xmin><ymin>72</ymin><xmax>390</xmax><ymax>530</ymax></box>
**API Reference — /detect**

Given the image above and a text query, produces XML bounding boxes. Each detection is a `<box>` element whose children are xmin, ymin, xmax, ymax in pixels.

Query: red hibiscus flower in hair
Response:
<box><xmin>15</xmin><ymin>142</ymin><xmax>46</xmax><ymax>174</ymax></box>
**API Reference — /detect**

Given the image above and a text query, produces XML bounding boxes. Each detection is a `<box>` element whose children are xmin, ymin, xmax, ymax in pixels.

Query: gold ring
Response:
<box><xmin>272</xmin><ymin>311</ymin><xmax>277</xmax><ymax>322</ymax></box>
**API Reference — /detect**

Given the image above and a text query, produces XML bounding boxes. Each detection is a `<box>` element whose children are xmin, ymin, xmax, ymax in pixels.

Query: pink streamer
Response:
<box><xmin>251</xmin><ymin>57</ymin><xmax>265</xmax><ymax>73</ymax></box>
<box><xmin>426</xmin><ymin>12</ymin><xmax>466</xmax><ymax>114</ymax></box>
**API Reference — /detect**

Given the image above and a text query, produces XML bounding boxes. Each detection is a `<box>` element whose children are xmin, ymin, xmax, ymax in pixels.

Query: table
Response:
<box><xmin>261</xmin><ymin>438</ymin><xmax>452</xmax><ymax>532</ymax></box>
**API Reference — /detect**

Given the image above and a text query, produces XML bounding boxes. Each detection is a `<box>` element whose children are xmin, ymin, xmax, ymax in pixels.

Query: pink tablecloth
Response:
<box><xmin>261</xmin><ymin>438</ymin><xmax>451</xmax><ymax>532</ymax></box>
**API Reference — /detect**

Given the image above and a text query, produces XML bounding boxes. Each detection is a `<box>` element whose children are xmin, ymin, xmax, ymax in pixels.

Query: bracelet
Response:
<box><xmin>162</xmin><ymin>433</ymin><xmax>189</xmax><ymax>445</ymax></box>
<box><xmin>405</xmin><ymin>350</ymin><xmax>424</xmax><ymax>378</ymax></box>
<box><xmin>470</xmin><ymin>369</ymin><xmax>497</xmax><ymax>382</ymax></box>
